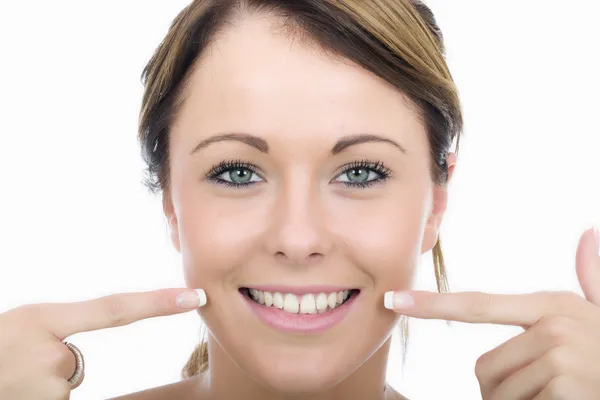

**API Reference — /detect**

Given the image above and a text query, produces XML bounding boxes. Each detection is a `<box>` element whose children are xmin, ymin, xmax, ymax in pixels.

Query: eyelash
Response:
<box><xmin>339</xmin><ymin>159</ymin><xmax>392</xmax><ymax>188</ymax></box>
<box><xmin>205</xmin><ymin>159</ymin><xmax>260</xmax><ymax>189</ymax></box>
<box><xmin>204</xmin><ymin>159</ymin><xmax>392</xmax><ymax>189</ymax></box>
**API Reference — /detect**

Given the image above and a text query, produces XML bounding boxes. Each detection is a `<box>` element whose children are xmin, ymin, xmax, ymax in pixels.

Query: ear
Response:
<box><xmin>421</xmin><ymin>152</ymin><xmax>457</xmax><ymax>254</ymax></box>
<box><xmin>163</xmin><ymin>191</ymin><xmax>182</xmax><ymax>253</ymax></box>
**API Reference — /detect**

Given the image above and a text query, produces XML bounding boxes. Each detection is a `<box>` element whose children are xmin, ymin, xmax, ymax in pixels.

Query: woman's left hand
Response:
<box><xmin>385</xmin><ymin>226</ymin><xmax>600</xmax><ymax>399</ymax></box>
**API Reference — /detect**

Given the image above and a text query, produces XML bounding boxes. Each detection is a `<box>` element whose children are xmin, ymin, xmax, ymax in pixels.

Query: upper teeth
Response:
<box><xmin>249</xmin><ymin>289</ymin><xmax>351</xmax><ymax>314</ymax></box>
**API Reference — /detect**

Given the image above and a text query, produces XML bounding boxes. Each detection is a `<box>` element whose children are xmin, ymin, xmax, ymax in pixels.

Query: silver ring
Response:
<box><xmin>63</xmin><ymin>342</ymin><xmax>85</xmax><ymax>388</ymax></box>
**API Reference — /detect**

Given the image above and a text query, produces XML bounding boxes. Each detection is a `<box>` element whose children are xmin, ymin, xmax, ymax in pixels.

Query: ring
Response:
<box><xmin>63</xmin><ymin>342</ymin><xmax>85</xmax><ymax>388</ymax></box>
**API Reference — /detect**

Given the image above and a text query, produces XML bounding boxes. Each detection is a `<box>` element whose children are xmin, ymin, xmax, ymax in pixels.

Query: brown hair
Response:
<box><xmin>138</xmin><ymin>0</ymin><xmax>463</xmax><ymax>379</ymax></box>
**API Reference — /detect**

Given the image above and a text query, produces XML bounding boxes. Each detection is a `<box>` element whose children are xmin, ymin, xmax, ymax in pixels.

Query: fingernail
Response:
<box><xmin>384</xmin><ymin>291</ymin><xmax>414</xmax><ymax>310</ymax></box>
<box><xmin>593</xmin><ymin>224</ymin><xmax>600</xmax><ymax>257</ymax></box>
<box><xmin>176</xmin><ymin>289</ymin><xmax>207</xmax><ymax>309</ymax></box>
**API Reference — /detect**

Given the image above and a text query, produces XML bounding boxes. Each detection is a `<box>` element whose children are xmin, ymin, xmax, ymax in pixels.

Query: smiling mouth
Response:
<box><xmin>240</xmin><ymin>287</ymin><xmax>360</xmax><ymax>314</ymax></box>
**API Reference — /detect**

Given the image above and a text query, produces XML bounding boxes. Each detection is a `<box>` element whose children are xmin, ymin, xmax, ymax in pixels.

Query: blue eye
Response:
<box><xmin>205</xmin><ymin>159</ymin><xmax>391</xmax><ymax>189</ymax></box>
<box><xmin>205</xmin><ymin>160</ymin><xmax>263</xmax><ymax>188</ymax></box>
<box><xmin>334</xmin><ymin>160</ymin><xmax>391</xmax><ymax>188</ymax></box>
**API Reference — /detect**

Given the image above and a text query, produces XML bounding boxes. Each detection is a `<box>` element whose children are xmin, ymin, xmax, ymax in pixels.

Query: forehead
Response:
<box><xmin>174</xmin><ymin>13</ymin><xmax>426</xmax><ymax>152</ymax></box>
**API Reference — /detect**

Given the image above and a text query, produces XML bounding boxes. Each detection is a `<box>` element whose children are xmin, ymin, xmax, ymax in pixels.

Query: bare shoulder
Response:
<box><xmin>108</xmin><ymin>377</ymin><xmax>205</xmax><ymax>400</ymax></box>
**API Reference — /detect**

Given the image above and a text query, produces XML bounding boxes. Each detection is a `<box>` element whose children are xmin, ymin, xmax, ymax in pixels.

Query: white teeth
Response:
<box><xmin>327</xmin><ymin>292</ymin><xmax>337</xmax><ymax>308</ymax></box>
<box><xmin>300</xmin><ymin>294</ymin><xmax>317</xmax><ymax>314</ymax></box>
<box><xmin>283</xmin><ymin>293</ymin><xmax>299</xmax><ymax>313</ymax></box>
<box><xmin>264</xmin><ymin>291</ymin><xmax>273</xmax><ymax>307</ymax></box>
<box><xmin>247</xmin><ymin>289</ymin><xmax>354</xmax><ymax>314</ymax></box>
<box><xmin>273</xmin><ymin>292</ymin><xmax>284</xmax><ymax>309</ymax></box>
<box><xmin>316</xmin><ymin>293</ymin><xmax>328</xmax><ymax>312</ymax></box>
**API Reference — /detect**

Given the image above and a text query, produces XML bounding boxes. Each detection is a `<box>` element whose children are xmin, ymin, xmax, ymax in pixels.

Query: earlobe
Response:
<box><xmin>420</xmin><ymin>217</ymin><xmax>439</xmax><ymax>254</ymax></box>
<box><xmin>420</xmin><ymin>152</ymin><xmax>456</xmax><ymax>254</ymax></box>
<box><xmin>169</xmin><ymin>215</ymin><xmax>181</xmax><ymax>253</ymax></box>
<box><xmin>445</xmin><ymin>152</ymin><xmax>457</xmax><ymax>184</ymax></box>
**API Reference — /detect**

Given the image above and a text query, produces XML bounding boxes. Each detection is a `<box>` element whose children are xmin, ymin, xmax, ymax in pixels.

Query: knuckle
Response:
<box><xmin>14</xmin><ymin>304</ymin><xmax>43</xmax><ymax>320</ymax></box>
<box><xmin>544</xmin><ymin>346</ymin><xmax>570</xmax><ymax>376</ymax></box>
<box><xmin>554</xmin><ymin>291</ymin><xmax>585</xmax><ymax>311</ymax></box>
<box><xmin>5</xmin><ymin>304</ymin><xmax>45</xmax><ymax>334</ymax></box>
<box><xmin>539</xmin><ymin>316</ymin><xmax>575</xmax><ymax>346</ymax></box>
<box><xmin>102</xmin><ymin>296</ymin><xmax>128</xmax><ymax>326</ymax></box>
<box><xmin>474</xmin><ymin>353</ymin><xmax>491</xmax><ymax>382</ymax></box>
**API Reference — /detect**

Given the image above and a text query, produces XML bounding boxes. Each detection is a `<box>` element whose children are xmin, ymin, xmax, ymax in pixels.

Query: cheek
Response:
<box><xmin>328</xmin><ymin>191</ymin><xmax>427</xmax><ymax>288</ymax></box>
<box><xmin>177</xmin><ymin>193</ymin><xmax>270</xmax><ymax>286</ymax></box>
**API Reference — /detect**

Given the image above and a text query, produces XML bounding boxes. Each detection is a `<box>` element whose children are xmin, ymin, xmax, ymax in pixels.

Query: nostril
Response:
<box><xmin>307</xmin><ymin>253</ymin><xmax>323</xmax><ymax>261</ymax></box>
<box><xmin>273</xmin><ymin>252</ymin><xmax>324</xmax><ymax>264</ymax></box>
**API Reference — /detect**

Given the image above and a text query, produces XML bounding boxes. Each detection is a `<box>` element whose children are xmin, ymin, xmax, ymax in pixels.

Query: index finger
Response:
<box><xmin>36</xmin><ymin>288</ymin><xmax>206</xmax><ymax>340</ymax></box>
<box><xmin>385</xmin><ymin>290</ymin><xmax>588</xmax><ymax>328</ymax></box>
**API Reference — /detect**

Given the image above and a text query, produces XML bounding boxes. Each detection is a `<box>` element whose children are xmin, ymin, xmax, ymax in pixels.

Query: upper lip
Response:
<box><xmin>242</xmin><ymin>285</ymin><xmax>358</xmax><ymax>295</ymax></box>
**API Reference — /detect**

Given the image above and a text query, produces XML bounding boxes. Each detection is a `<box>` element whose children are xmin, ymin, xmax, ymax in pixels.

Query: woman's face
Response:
<box><xmin>165</xmin><ymin>13</ymin><xmax>453</xmax><ymax>394</ymax></box>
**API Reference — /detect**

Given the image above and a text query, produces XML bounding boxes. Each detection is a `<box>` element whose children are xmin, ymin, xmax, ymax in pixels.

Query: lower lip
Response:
<box><xmin>242</xmin><ymin>291</ymin><xmax>359</xmax><ymax>334</ymax></box>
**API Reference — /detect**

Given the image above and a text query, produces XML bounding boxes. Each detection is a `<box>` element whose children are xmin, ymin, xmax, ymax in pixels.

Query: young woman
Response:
<box><xmin>1</xmin><ymin>1</ymin><xmax>600</xmax><ymax>399</ymax></box>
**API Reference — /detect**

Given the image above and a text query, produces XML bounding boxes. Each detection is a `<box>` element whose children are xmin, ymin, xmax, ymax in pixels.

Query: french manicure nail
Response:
<box><xmin>384</xmin><ymin>291</ymin><xmax>414</xmax><ymax>310</ymax></box>
<box><xmin>195</xmin><ymin>288</ymin><xmax>207</xmax><ymax>307</ymax></box>
<box><xmin>176</xmin><ymin>289</ymin><xmax>207</xmax><ymax>309</ymax></box>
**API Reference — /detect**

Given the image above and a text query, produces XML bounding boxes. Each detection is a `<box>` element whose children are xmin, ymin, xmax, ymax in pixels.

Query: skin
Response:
<box><xmin>2</xmin><ymin>10</ymin><xmax>597</xmax><ymax>399</ymax></box>
<box><xmin>157</xmin><ymin>12</ymin><xmax>454</xmax><ymax>400</ymax></box>
<box><xmin>0</xmin><ymin>10</ymin><xmax>452</xmax><ymax>400</ymax></box>
<box><xmin>1</xmin><ymin>8</ymin><xmax>597</xmax><ymax>400</ymax></box>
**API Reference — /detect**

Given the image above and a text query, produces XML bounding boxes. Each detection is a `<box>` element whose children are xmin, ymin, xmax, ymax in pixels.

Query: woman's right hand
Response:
<box><xmin>0</xmin><ymin>288</ymin><xmax>206</xmax><ymax>400</ymax></box>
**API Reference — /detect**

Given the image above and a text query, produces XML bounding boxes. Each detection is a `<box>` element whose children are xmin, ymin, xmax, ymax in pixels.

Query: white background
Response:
<box><xmin>0</xmin><ymin>1</ymin><xmax>599</xmax><ymax>399</ymax></box>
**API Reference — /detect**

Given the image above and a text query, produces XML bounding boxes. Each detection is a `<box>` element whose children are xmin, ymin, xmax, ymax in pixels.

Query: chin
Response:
<box><xmin>247</xmin><ymin>353</ymin><xmax>352</xmax><ymax>395</ymax></box>
<box><xmin>233</xmin><ymin>331</ymin><xmax>382</xmax><ymax>395</ymax></box>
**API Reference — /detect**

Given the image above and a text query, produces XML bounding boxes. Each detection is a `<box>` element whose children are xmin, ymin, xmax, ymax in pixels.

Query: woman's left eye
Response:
<box><xmin>333</xmin><ymin>162</ymin><xmax>391</xmax><ymax>188</ymax></box>
<box><xmin>335</xmin><ymin>168</ymin><xmax>379</xmax><ymax>184</ymax></box>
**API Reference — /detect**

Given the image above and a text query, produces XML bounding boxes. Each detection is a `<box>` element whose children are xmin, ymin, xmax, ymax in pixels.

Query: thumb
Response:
<box><xmin>575</xmin><ymin>225</ymin><xmax>600</xmax><ymax>305</ymax></box>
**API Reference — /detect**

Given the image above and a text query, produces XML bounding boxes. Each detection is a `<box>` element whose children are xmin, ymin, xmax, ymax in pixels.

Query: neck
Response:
<box><xmin>193</xmin><ymin>335</ymin><xmax>400</xmax><ymax>400</ymax></box>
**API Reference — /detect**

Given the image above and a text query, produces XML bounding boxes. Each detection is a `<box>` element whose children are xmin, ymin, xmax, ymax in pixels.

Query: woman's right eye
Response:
<box><xmin>216</xmin><ymin>167</ymin><xmax>262</xmax><ymax>186</ymax></box>
<box><xmin>205</xmin><ymin>161</ymin><xmax>264</xmax><ymax>188</ymax></box>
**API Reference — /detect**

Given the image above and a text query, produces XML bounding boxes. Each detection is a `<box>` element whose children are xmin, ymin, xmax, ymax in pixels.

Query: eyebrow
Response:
<box><xmin>190</xmin><ymin>133</ymin><xmax>269</xmax><ymax>154</ymax></box>
<box><xmin>190</xmin><ymin>132</ymin><xmax>407</xmax><ymax>155</ymax></box>
<box><xmin>331</xmin><ymin>134</ymin><xmax>407</xmax><ymax>155</ymax></box>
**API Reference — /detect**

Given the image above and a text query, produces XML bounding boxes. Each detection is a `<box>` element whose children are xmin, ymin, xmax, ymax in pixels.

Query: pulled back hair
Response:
<box><xmin>138</xmin><ymin>0</ymin><xmax>463</xmax><ymax>379</ymax></box>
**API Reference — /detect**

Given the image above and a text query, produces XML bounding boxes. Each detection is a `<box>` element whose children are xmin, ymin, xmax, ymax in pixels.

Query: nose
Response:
<box><xmin>264</xmin><ymin>181</ymin><xmax>332</xmax><ymax>266</ymax></box>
